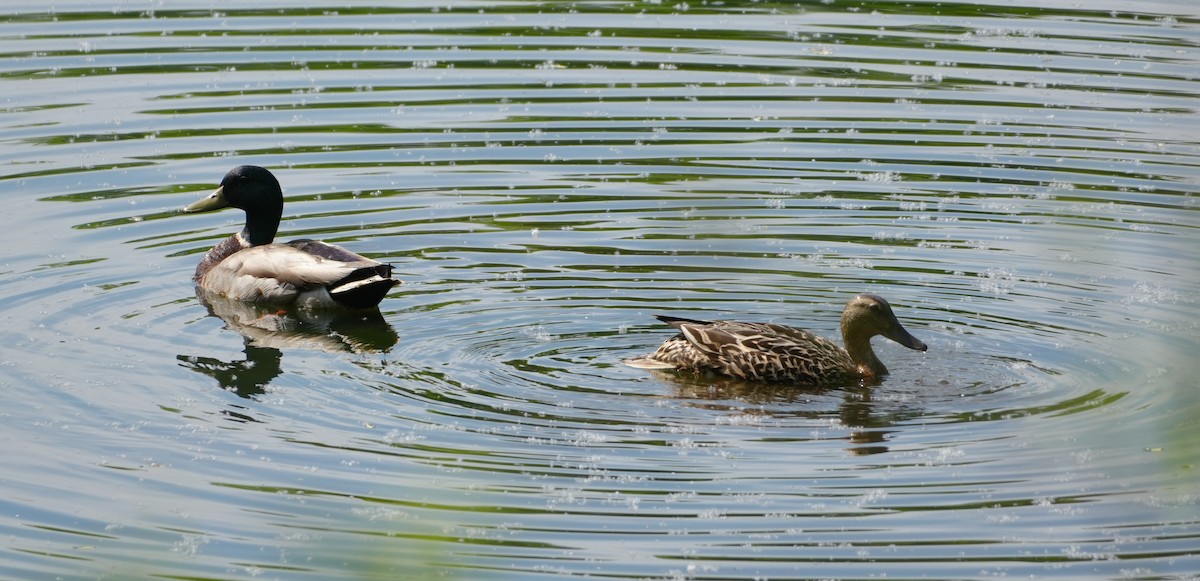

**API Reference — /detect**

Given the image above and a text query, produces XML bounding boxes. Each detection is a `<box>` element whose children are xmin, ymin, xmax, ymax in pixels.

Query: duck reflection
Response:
<box><xmin>645</xmin><ymin>370</ymin><xmax>896</xmax><ymax>456</ymax></box>
<box><xmin>178</xmin><ymin>289</ymin><xmax>398</xmax><ymax>402</ymax></box>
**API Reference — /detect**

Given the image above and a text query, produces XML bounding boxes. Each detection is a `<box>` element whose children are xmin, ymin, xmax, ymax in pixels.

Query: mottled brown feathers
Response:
<box><xmin>626</xmin><ymin>294</ymin><xmax>927</xmax><ymax>385</ymax></box>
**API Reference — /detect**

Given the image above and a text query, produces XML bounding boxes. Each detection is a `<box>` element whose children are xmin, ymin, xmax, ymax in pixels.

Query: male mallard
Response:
<box><xmin>626</xmin><ymin>293</ymin><xmax>927</xmax><ymax>384</ymax></box>
<box><xmin>184</xmin><ymin>165</ymin><xmax>399</xmax><ymax>309</ymax></box>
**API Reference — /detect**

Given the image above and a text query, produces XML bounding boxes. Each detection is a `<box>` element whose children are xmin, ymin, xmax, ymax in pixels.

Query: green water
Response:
<box><xmin>1</xmin><ymin>1</ymin><xmax>1198</xmax><ymax>579</ymax></box>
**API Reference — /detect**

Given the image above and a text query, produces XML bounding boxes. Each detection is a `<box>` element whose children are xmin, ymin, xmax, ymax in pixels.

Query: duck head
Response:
<box><xmin>841</xmin><ymin>293</ymin><xmax>927</xmax><ymax>379</ymax></box>
<box><xmin>185</xmin><ymin>165</ymin><xmax>284</xmax><ymax>246</ymax></box>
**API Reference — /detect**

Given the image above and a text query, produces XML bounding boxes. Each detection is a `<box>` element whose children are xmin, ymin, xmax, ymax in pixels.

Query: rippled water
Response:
<box><xmin>2</xmin><ymin>1</ymin><xmax>1198</xmax><ymax>579</ymax></box>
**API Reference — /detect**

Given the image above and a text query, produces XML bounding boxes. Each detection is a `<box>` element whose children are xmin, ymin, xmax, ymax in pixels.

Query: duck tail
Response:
<box><xmin>623</xmin><ymin>356</ymin><xmax>677</xmax><ymax>370</ymax></box>
<box><xmin>330</xmin><ymin>265</ymin><xmax>400</xmax><ymax>309</ymax></box>
<box><xmin>654</xmin><ymin>314</ymin><xmax>713</xmax><ymax>329</ymax></box>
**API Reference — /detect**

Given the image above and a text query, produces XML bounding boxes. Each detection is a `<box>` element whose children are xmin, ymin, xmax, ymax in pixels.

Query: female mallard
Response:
<box><xmin>184</xmin><ymin>165</ymin><xmax>399</xmax><ymax>309</ymax></box>
<box><xmin>626</xmin><ymin>294</ymin><xmax>927</xmax><ymax>384</ymax></box>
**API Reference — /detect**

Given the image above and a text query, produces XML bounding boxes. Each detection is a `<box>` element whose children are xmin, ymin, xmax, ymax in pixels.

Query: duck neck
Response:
<box><xmin>242</xmin><ymin>209</ymin><xmax>280</xmax><ymax>246</ymax></box>
<box><xmin>843</xmin><ymin>332</ymin><xmax>887</xmax><ymax>380</ymax></box>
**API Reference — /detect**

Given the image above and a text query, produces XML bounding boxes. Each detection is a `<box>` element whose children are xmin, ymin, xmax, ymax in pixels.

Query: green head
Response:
<box><xmin>185</xmin><ymin>165</ymin><xmax>284</xmax><ymax>246</ymax></box>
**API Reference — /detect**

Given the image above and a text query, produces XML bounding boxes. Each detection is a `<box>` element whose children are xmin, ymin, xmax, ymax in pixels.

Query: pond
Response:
<box><xmin>1</xmin><ymin>1</ymin><xmax>1198</xmax><ymax>579</ymax></box>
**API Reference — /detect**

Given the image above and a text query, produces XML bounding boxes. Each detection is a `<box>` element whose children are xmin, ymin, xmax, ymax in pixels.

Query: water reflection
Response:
<box><xmin>178</xmin><ymin>343</ymin><xmax>283</xmax><ymax>400</ymax></box>
<box><xmin>195</xmin><ymin>289</ymin><xmax>398</xmax><ymax>354</ymax></box>
<box><xmin>178</xmin><ymin>289</ymin><xmax>398</xmax><ymax>398</ymax></box>
<box><xmin>650</xmin><ymin>370</ymin><xmax>900</xmax><ymax>455</ymax></box>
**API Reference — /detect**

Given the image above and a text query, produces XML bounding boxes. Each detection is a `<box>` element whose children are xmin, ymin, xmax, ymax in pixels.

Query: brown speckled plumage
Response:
<box><xmin>626</xmin><ymin>294</ymin><xmax>927</xmax><ymax>385</ymax></box>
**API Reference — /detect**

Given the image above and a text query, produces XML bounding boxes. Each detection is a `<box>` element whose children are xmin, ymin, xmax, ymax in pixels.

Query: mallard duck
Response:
<box><xmin>184</xmin><ymin>165</ymin><xmax>399</xmax><ymax>309</ymax></box>
<box><xmin>625</xmin><ymin>293</ymin><xmax>927</xmax><ymax>384</ymax></box>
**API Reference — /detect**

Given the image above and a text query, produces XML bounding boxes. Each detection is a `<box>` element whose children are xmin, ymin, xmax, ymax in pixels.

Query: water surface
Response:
<box><xmin>1</xmin><ymin>1</ymin><xmax>1198</xmax><ymax>579</ymax></box>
